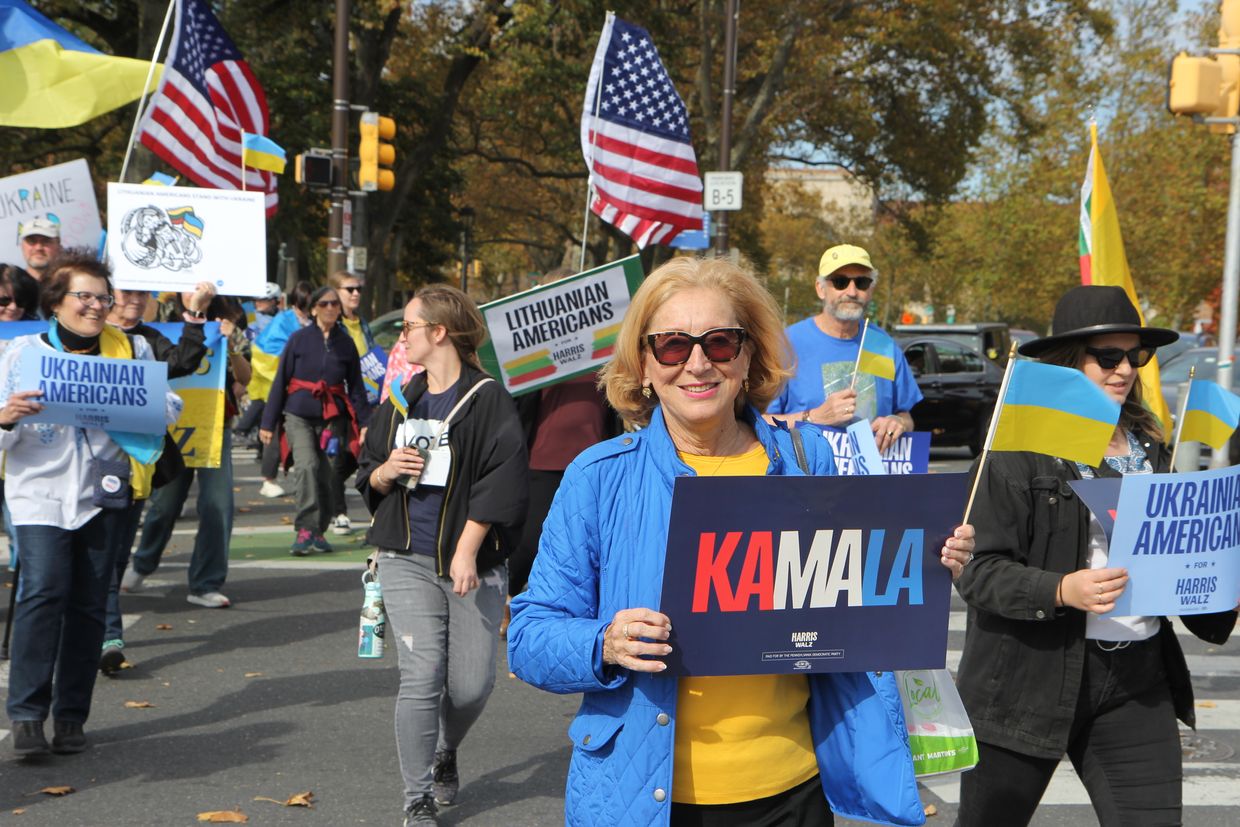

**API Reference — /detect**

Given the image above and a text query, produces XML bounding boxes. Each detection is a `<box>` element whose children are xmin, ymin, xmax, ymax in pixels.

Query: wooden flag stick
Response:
<box><xmin>1168</xmin><ymin>366</ymin><xmax>1195</xmax><ymax>471</ymax></box>
<box><xmin>962</xmin><ymin>342</ymin><xmax>1020</xmax><ymax>525</ymax></box>
<box><xmin>118</xmin><ymin>0</ymin><xmax>176</xmax><ymax>184</ymax></box>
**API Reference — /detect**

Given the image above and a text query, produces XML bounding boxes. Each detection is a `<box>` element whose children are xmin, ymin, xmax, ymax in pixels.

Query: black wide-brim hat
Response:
<box><xmin>1018</xmin><ymin>285</ymin><xmax>1179</xmax><ymax>358</ymax></box>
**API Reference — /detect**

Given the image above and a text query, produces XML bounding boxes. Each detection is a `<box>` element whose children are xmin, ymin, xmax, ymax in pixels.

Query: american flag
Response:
<box><xmin>581</xmin><ymin>14</ymin><xmax>703</xmax><ymax>249</ymax></box>
<box><xmin>137</xmin><ymin>0</ymin><xmax>277</xmax><ymax>213</ymax></box>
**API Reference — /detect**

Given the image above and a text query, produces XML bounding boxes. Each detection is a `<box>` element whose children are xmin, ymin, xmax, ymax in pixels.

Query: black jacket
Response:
<box><xmin>955</xmin><ymin>434</ymin><xmax>1237</xmax><ymax>758</ymax></box>
<box><xmin>262</xmin><ymin>323</ymin><xmax>371</xmax><ymax>430</ymax></box>
<box><xmin>356</xmin><ymin>362</ymin><xmax>528</xmax><ymax>576</ymax></box>
<box><xmin>124</xmin><ymin>320</ymin><xmax>208</xmax><ymax>380</ymax></box>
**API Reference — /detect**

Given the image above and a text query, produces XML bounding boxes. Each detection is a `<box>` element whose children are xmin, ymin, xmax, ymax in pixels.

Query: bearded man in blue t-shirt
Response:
<box><xmin>767</xmin><ymin>244</ymin><xmax>922</xmax><ymax>453</ymax></box>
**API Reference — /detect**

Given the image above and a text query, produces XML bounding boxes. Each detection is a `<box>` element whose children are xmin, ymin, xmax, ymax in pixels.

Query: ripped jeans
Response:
<box><xmin>378</xmin><ymin>551</ymin><xmax>507</xmax><ymax>808</ymax></box>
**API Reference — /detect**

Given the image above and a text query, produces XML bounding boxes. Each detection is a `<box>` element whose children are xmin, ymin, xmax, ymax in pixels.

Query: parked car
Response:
<box><xmin>371</xmin><ymin>308</ymin><xmax>405</xmax><ymax>352</ymax></box>
<box><xmin>894</xmin><ymin>323</ymin><xmax>1012</xmax><ymax>366</ymax></box>
<box><xmin>899</xmin><ymin>336</ymin><xmax>1003</xmax><ymax>456</ymax></box>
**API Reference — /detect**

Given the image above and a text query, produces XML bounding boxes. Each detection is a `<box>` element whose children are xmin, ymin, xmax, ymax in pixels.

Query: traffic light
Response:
<box><xmin>359</xmin><ymin>112</ymin><xmax>396</xmax><ymax>192</ymax></box>
<box><xmin>294</xmin><ymin>151</ymin><xmax>332</xmax><ymax>187</ymax></box>
<box><xmin>1216</xmin><ymin>0</ymin><xmax>1240</xmax><ymax>133</ymax></box>
<box><xmin>1169</xmin><ymin>53</ymin><xmax>1224</xmax><ymax>115</ymax></box>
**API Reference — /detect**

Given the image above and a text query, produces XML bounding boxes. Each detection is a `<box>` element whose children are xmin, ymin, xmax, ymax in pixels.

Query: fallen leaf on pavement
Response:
<box><xmin>253</xmin><ymin>791</ymin><xmax>314</xmax><ymax>808</ymax></box>
<box><xmin>1198</xmin><ymin>700</ymin><xmax>1217</xmax><ymax>708</ymax></box>
<box><xmin>924</xmin><ymin>803</ymin><xmax>938</xmax><ymax>817</ymax></box>
<box><xmin>196</xmin><ymin>810</ymin><xmax>248</xmax><ymax>823</ymax></box>
<box><xmin>187</xmin><ymin>619</ymin><xmax>197</xmax><ymax>624</ymax></box>
<box><xmin>280</xmin><ymin>516</ymin><xmax>292</xmax><ymax>524</ymax></box>
<box><xmin>124</xmin><ymin>701</ymin><xmax>154</xmax><ymax>709</ymax></box>
<box><xmin>238</xmin><ymin>507</ymin><xmax>252</xmax><ymax>513</ymax></box>
<box><xmin>12</xmin><ymin>807</ymin><xmax>25</xmax><ymax>814</ymax></box>
<box><xmin>155</xmin><ymin>624</ymin><xmax>173</xmax><ymax>631</ymax></box>
<box><xmin>119</xmin><ymin>661</ymin><xmax>134</xmax><ymax>670</ymax></box>
<box><xmin>244</xmin><ymin>672</ymin><xmax>263</xmax><ymax>678</ymax></box>
<box><xmin>162</xmin><ymin>682</ymin><xmax>171</xmax><ymax>687</ymax></box>
<box><xmin>37</xmin><ymin>787</ymin><xmax>74</xmax><ymax>796</ymax></box>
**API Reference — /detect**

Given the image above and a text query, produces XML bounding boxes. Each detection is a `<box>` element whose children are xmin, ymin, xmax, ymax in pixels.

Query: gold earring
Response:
<box><xmin>742</xmin><ymin>379</ymin><xmax>750</xmax><ymax>393</ymax></box>
<box><xmin>642</xmin><ymin>385</ymin><xmax>653</xmax><ymax>399</ymax></box>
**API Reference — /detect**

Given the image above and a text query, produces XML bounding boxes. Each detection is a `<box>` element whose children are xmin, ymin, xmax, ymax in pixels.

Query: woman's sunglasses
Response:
<box><xmin>825</xmin><ymin>275</ymin><xmax>874</xmax><ymax>291</ymax></box>
<box><xmin>1085</xmin><ymin>345</ymin><xmax>1156</xmax><ymax>370</ymax></box>
<box><xmin>316</xmin><ymin>299</ymin><xmax>341</xmax><ymax>308</ymax></box>
<box><xmin>645</xmin><ymin>327</ymin><xmax>747</xmax><ymax>366</ymax></box>
<box><xmin>0</xmin><ymin>296</ymin><xmax>13</xmax><ymax>308</ymax></box>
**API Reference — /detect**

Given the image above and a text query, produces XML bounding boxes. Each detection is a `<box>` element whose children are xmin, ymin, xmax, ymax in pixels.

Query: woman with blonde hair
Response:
<box><xmin>509</xmin><ymin>256</ymin><xmax>975</xmax><ymax>826</ymax></box>
<box><xmin>356</xmin><ymin>284</ymin><xmax>527</xmax><ymax>826</ymax></box>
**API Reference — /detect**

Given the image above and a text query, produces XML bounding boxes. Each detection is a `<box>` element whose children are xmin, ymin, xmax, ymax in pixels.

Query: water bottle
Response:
<box><xmin>325</xmin><ymin>435</ymin><xmax>340</xmax><ymax>457</ymax></box>
<box><xmin>357</xmin><ymin>570</ymin><xmax>386</xmax><ymax>658</ymax></box>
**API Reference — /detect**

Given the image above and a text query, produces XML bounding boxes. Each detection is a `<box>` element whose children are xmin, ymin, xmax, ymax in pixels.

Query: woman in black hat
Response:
<box><xmin>953</xmin><ymin>285</ymin><xmax>1237</xmax><ymax>826</ymax></box>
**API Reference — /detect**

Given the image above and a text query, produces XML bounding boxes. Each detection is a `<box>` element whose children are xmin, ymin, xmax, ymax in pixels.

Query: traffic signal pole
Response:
<box><xmin>1212</xmin><ymin>126</ymin><xmax>1240</xmax><ymax>467</ymax></box>
<box><xmin>327</xmin><ymin>0</ymin><xmax>351</xmax><ymax>276</ymax></box>
<box><xmin>714</xmin><ymin>0</ymin><xmax>738</xmax><ymax>256</ymax></box>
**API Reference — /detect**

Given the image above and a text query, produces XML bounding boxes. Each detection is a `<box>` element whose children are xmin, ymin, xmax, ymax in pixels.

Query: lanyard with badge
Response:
<box><xmin>395</xmin><ymin>377</ymin><xmax>494</xmax><ymax>489</ymax></box>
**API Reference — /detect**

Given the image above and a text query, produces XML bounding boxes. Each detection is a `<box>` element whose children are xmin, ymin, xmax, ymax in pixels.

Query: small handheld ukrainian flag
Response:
<box><xmin>242</xmin><ymin>133</ymin><xmax>287</xmax><ymax>175</ymax></box>
<box><xmin>854</xmin><ymin>320</ymin><xmax>896</xmax><ymax>382</ymax></box>
<box><xmin>1179</xmin><ymin>379</ymin><xmax>1240</xmax><ymax>450</ymax></box>
<box><xmin>389</xmin><ymin>379</ymin><xmax>409</xmax><ymax>418</ymax></box>
<box><xmin>989</xmin><ymin>360</ymin><xmax>1121</xmax><ymax>467</ymax></box>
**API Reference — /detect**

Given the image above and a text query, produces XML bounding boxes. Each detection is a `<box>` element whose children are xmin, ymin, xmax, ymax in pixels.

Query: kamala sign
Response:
<box><xmin>478</xmin><ymin>256</ymin><xmax>644</xmax><ymax>396</ymax></box>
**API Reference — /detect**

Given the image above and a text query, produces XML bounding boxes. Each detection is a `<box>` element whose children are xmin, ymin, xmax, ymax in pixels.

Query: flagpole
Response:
<box><xmin>850</xmin><ymin>319</ymin><xmax>870</xmax><ymax>390</ymax></box>
<box><xmin>1169</xmin><ymin>366</ymin><xmax>1196</xmax><ymax>471</ymax></box>
<box><xmin>579</xmin><ymin>83</ymin><xmax>605</xmax><ymax>274</ymax></box>
<box><xmin>963</xmin><ymin>342</ymin><xmax>1020</xmax><ymax>525</ymax></box>
<box><xmin>119</xmin><ymin>0</ymin><xmax>177</xmax><ymax>184</ymax></box>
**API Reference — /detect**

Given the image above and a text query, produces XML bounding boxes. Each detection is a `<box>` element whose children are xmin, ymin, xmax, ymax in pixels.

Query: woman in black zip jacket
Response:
<box><xmin>954</xmin><ymin>286</ymin><xmax>1237</xmax><ymax>827</ymax></box>
<box><xmin>356</xmin><ymin>284</ymin><xmax>527</xmax><ymax>826</ymax></box>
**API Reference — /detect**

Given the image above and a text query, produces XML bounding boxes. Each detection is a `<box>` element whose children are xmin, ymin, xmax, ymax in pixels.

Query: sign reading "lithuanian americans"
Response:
<box><xmin>478</xmin><ymin>256</ymin><xmax>644</xmax><ymax>396</ymax></box>
<box><xmin>659</xmin><ymin>473</ymin><xmax>968</xmax><ymax>676</ymax></box>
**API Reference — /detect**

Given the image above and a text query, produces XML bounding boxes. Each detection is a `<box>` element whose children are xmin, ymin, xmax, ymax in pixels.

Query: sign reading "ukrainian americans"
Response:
<box><xmin>658</xmin><ymin>473</ymin><xmax>968</xmax><ymax>676</ymax></box>
<box><xmin>477</xmin><ymin>256</ymin><xmax>645</xmax><ymax>396</ymax></box>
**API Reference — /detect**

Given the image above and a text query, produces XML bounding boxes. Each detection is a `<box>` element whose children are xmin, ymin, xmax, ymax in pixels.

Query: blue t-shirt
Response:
<box><xmin>402</xmin><ymin>379</ymin><xmax>460</xmax><ymax>557</ymax></box>
<box><xmin>768</xmin><ymin>317</ymin><xmax>922</xmax><ymax>427</ymax></box>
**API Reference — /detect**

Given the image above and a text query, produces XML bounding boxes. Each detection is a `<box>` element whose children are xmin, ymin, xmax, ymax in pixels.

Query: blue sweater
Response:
<box><xmin>508</xmin><ymin>406</ymin><xmax>924</xmax><ymax>827</ymax></box>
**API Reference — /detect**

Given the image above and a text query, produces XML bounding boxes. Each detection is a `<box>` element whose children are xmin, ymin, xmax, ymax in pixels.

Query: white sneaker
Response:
<box><xmin>120</xmin><ymin>568</ymin><xmax>146</xmax><ymax>593</ymax></box>
<box><xmin>331</xmin><ymin>514</ymin><xmax>352</xmax><ymax>535</ymax></box>
<box><xmin>187</xmin><ymin>592</ymin><xmax>231</xmax><ymax>608</ymax></box>
<box><xmin>259</xmin><ymin>480</ymin><xmax>285</xmax><ymax>498</ymax></box>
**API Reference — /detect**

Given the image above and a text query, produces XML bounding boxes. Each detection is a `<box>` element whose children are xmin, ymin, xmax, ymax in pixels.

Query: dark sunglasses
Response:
<box><xmin>316</xmin><ymin>299</ymin><xmax>341</xmax><ymax>308</ymax></box>
<box><xmin>645</xmin><ymin>327</ymin><xmax>747</xmax><ymax>366</ymax></box>
<box><xmin>340</xmin><ymin>285</ymin><xmax>362</xmax><ymax>293</ymax></box>
<box><xmin>825</xmin><ymin>275</ymin><xmax>874</xmax><ymax>291</ymax></box>
<box><xmin>0</xmin><ymin>296</ymin><xmax>13</xmax><ymax>308</ymax></box>
<box><xmin>1085</xmin><ymin>345</ymin><xmax>1156</xmax><ymax>370</ymax></box>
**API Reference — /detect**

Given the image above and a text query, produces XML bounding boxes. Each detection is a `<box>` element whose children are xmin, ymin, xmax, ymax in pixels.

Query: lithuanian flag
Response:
<box><xmin>1079</xmin><ymin>123</ymin><xmax>1172</xmax><ymax>431</ymax></box>
<box><xmin>591</xmin><ymin>322</ymin><xmax>622</xmax><ymax>359</ymax></box>
<box><xmin>855</xmin><ymin>320</ymin><xmax>896</xmax><ymax>381</ymax></box>
<box><xmin>990</xmin><ymin>360</ymin><xmax>1121</xmax><ymax>466</ymax></box>
<box><xmin>1180</xmin><ymin>379</ymin><xmax>1240</xmax><ymax>450</ymax></box>
<box><xmin>0</xmin><ymin>0</ymin><xmax>162</xmax><ymax>128</ymax></box>
<box><xmin>503</xmin><ymin>349</ymin><xmax>556</xmax><ymax>386</ymax></box>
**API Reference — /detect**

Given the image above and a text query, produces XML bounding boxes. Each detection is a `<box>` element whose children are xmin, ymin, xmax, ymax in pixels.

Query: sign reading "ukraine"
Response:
<box><xmin>659</xmin><ymin>473</ymin><xmax>968</xmax><ymax>676</ymax></box>
<box><xmin>477</xmin><ymin>256</ymin><xmax>644</xmax><ymax>396</ymax></box>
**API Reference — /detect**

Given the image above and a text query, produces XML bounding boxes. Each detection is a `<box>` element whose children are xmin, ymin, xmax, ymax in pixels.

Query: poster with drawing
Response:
<box><xmin>0</xmin><ymin>160</ymin><xmax>102</xmax><ymax>264</ymax></box>
<box><xmin>106</xmin><ymin>183</ymin><xmax>266</xmax><ymax>295</ymax></box>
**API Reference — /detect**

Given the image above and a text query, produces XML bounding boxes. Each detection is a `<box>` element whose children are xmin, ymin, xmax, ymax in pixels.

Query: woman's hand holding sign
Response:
<box><xmin>939</xmin><ymin>524</ymin><xmax>975</xmax><ymax>581</ymax></box>
<box><xmin>0</xmin><ymin>390</ymin><xmax>43</xmax><ymax>427</ymax></box>
<box><xmin>1057</xmin><ymin>567</ymin><xmax>1129</xmax><ymax>614</ymax></box>
<box><xmin>603</xmin><ymin>609</ymin><xmax>673</xmax><ymax>672</ymax></box>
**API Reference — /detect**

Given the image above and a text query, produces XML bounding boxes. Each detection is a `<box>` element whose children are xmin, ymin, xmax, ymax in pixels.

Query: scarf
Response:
<box><xmin>48</xmin><ymin>320</ymin><xmax>160</xmax><ymax>499</ymax></box>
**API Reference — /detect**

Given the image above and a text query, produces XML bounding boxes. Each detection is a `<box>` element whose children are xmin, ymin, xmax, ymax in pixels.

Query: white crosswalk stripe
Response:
<box><xmin>925</xmin><ymin>604</ymin><xmax>1240</xmax><ymax>816</ymax></box>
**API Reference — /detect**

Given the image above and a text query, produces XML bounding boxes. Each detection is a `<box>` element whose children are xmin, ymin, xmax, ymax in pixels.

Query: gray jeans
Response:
<box><xmin>283</xmin><ymin>413</ymin><xmax>342</xmax><ymax>534</ymax></box>
<box><xmin>379</xmin><ymin>551</ymin><xmax>506</xmax><ymax>806</ymax></box>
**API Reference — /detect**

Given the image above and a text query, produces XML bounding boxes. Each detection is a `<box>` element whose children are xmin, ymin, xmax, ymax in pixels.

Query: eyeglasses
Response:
<box><xmin>645</xmin><ymin>327</ymin><xmax>747</xmax><ymax>366</ymax></box>
<box><xmin>1085</xmin><ymin>345</ymin><xmax>1156</xmax><ymax>370</ymax></box>
<box><xmin>825</xmin><ymin>275</ymin><xmax>874</xmax><ymax>291</ymax></box>
<box><xmin>316</xmin><ymin>299</ymin><xmax>341</xmax><ymax>308</ymax></box>
<box><xmin>68</xmin><ymin>291</ymin><xmax>115</xmax><ymax>308</ymax></box>
<box><xmin>401</xmin><ymin>321</ymin><xmax>437</xmax><ymax>334</ymax></box>
<box><xmin>0</xmin><ymin>296</ymin><xmax>13</xmax><ymax>308</ymax></box>
<box><xmin>340</xmin><ymin>285</ymin><xmax>362</xmax><ymax>293</ymax></box>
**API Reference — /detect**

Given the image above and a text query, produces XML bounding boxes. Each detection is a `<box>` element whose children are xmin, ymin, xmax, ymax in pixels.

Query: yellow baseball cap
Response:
<box><xmin>818</xmin><ymin>244</ymin><xmax>873</xmax><ymax>277</ymax></box>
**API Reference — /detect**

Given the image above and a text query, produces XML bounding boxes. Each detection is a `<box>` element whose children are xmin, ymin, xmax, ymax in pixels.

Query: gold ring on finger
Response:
<box><xmin>622</xmin><ymin>623</ymin><xmax>630</xmax><ymax>638</ymax></box>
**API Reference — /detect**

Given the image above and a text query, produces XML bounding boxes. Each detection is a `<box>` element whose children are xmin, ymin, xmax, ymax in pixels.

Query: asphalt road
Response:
<box><xmin>0</xmin><ymin>445</ymin><xmax>1236</xmax><ymax>826</ymax></box>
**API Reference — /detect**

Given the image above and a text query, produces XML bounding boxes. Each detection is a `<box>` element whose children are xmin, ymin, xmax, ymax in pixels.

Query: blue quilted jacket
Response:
<box><xmin>508</xmin><ymin>405</ymin><xmax>925</xmax><ymax>827</ymax></box>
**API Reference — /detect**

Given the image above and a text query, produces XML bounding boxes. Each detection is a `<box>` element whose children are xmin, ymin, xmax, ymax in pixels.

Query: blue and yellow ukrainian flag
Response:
<box><xmin>1180</xmin><ymin>379</ymin><xmax>1240</xmax><ymax>450</ymax></box>
<box><xmin>142</xmin><ymin>171</ymin><xmax>178</xmax><ymax>186</ymax></box>
<box><xmin>856</xmin><ymin>322</ymin><xmax>896</xmax><ymax>381</ymax></box>
<box><xmin>247</xmin><ymin>309</ymin><xmax>302</xmax><ymax>404</ymax></box>
<box><xmin>389</xmin><ymin>379</ymin><xmax>409</xmax><ymax>418</ymax></box>
<box><xmin>0</xmin><ymin>0</ymin><xmax>162</xmax><ymax>128</ymax></box>
<box><xmin>990</xmin><ymin>360</ymin><xmax>1121</xmax><ymax>466</ymax></box>
<box><xmin>242</xmin><ymin>132</ymin><xmax>287</xmax><ymax>175</ymax></box>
